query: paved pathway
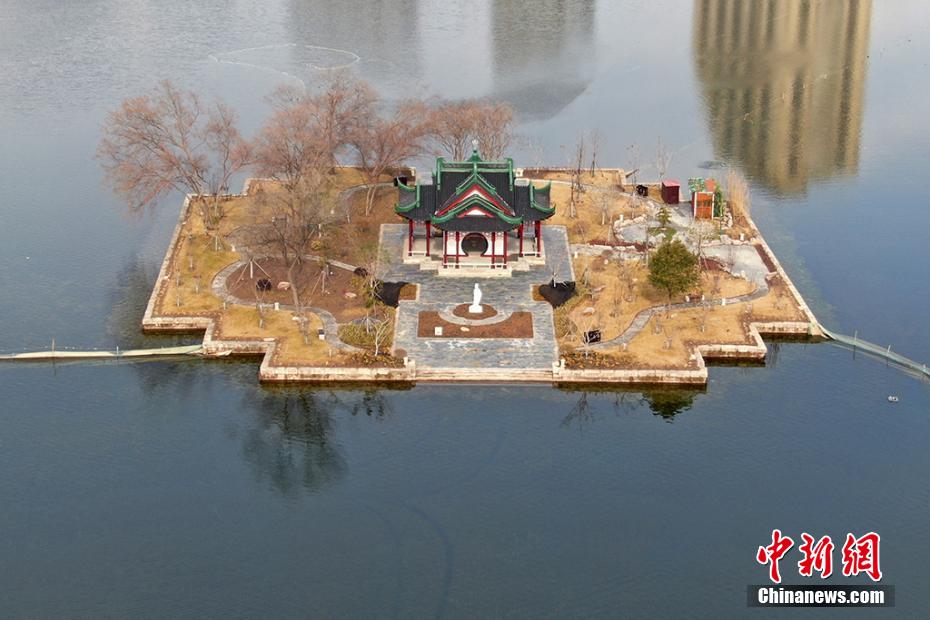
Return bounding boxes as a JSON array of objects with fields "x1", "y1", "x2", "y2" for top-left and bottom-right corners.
[
  {"x1": 383, "y1": 224, "x2": 573, "y2": 370},
  {"x1": 589, "y1": 281, "x2": 770, "y2": 350}
]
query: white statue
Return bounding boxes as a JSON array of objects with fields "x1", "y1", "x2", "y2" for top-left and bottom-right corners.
[{"x1": 469, "y1": 283, "x2": 483, "y2": 313}]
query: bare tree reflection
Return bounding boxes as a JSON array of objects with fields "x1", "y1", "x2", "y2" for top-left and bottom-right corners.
[
  {"x1": 560, "y1": 391, "x2": 593, "y2": 429},
  {"x1": 559, "y1": 386, "x2": 702, "y2": 427},
  {"x1": 241, "y1": 388, "x2": 347, "y2": 495},
  {"x1": 239, "y1": 385, "x2": 404, "y2": 496}
]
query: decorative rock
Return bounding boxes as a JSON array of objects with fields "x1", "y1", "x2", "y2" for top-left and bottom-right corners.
[
  {"x1": 277, "y1": 281, "x2": 291, "y2": 291},
  {"x1": 343, "y1": 291, "x2": 357, "y2": 299},
  {"x1": 460, "y1": 326, "x2": 470, "y2": 332},
  {"x1": 582, "y1": 307, "x2": 596, "y2": 315}
]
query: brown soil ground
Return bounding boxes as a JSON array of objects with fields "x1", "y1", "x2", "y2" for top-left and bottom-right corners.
[
  {"x1": 451, "y1": 303, "x2": 498, "y2": 319},
  {"x1": 418, "y1": 311, "x2": 533, "y2": 338},
  {"x1": 227, "y1": 258, "x2": 368, "y2": 323},
  {"x1": 398, "y1": 284, "x2": 418, "y2": 301}
]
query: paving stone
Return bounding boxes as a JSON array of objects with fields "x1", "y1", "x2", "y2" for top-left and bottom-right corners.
[{"x1": 383, "y1": 224, "x2": 570, "y2": 370}]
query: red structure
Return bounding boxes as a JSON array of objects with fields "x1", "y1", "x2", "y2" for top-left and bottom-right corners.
[
  {"x1": 661, "y1": 180, "x2": 680, "y2": 204},
  {"x1": 395, "y1": 149, "x2": 554, "y2": 268},
  {"x1": 692, "y1": 191, "x2": 715, "y2": 219}
]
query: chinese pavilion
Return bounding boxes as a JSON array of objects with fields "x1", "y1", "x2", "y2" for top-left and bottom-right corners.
[{"x1": 395, "y1": 149, "x2": 554, "y2": 269}]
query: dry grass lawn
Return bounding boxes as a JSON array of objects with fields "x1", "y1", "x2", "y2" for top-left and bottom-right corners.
[
  {"x1": 563, "y1": 256, "x2": 756, "y2": 345},
  {"x1": 559, "y1": 256, "x2": 808, "y2": 369},
  {"x1": 149, "y1": 168, "x2": 406, "y2": 367}
]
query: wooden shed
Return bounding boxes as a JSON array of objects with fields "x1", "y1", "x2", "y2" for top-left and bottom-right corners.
[
  {"x1": 692, "y1": 191, "x2": 715, "y2": 219},
  {"x1": 661, "y1": 180, "x2": 680, "y2": 204}
]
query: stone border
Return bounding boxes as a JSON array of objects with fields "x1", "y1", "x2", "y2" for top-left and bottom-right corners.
[
  {"x1": 141, "y1": 176, "x2": 822, "y2": 386},
  {"x1": 437, "y1": 305, "x2": 511, "y2": 326},
  {"x1": 141, "y1": 179, "x2": 413, "y2": 383},
  {"x1": 746, "y1": 213, "x2": 822, "y2": 335},
  {"x1": 553, "y1": 210, "x2": 822, "y2": 385},
  {"x1": 553, "y1": 319, "x2": 813, "y2": 385}
]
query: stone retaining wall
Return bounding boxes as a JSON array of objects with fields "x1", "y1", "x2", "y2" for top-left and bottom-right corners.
[{"x1": 140, "y1": 177, "x2": 822, "y2": 386}]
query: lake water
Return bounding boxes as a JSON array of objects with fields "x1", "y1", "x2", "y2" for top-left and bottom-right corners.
[{"x1": 1, "y1": 1, "x2": 929, "y2": 617}]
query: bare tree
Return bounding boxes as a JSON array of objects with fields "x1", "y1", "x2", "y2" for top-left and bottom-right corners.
[
  {"x1": 627, "y1": 142, "x2": 641, "y2": 185},
  {"x1": 307, "y1": 73, "x2": 377, "y2": 167},
  {"x1": 655, "y1": 136, "x2": 672, "y2": 182},
  {"x1": 588, "y1": 129, "x2": 601, "y2": 177},
  {"x1": 472, "y1": 101, "x2": 514, "y2": 160},
  {"x1": 242, "y1": 164, "x2": 337, "y2": 334},
  {"x1": 687, "y1": 220, "x2": 717, "y2": 267},
  {"x1": 98, "y1": 80, "x2": 251, "y2": 229},
  {"x1": 567, "y1": 133, "x2": 586, "y2": 219},
  {"x1": 254, "y1": 89, "x2": 327, "y2": 193},
  {"x1": 596, "y1": 192, "x2": 613, "y2": 227},
  {"x1": 429, "y1": 99, "x2": 515, "y2": 161},
  {"x1": 370, "y1": 308, "x2": 393, "y2": 357},
  {"x1": 352, "y1": 100, "x2": 431, "y2": 216},
  {"x1": 429, "y1": 100, "x2": 478, "y2": 160}
]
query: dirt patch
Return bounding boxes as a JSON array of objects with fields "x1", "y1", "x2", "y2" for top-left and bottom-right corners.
[
  {"x1": 700, "y1": 257, "x2": 726, "y2": 272},
  {"x1": 417, "y1": 311, "x2": 533, "y2": 338},
  {"x1": 226, "y1": 258, "x2": 367, "y2": 323},
  {"x1": 754, "y1": 244, "x2": 777, "y2": 273},
  {"x1": 451, "y1": 303, "x2": 498, "y2": 319},
  {"x1": 398, "y1": 283, "x2": 418, "y2": 301}
]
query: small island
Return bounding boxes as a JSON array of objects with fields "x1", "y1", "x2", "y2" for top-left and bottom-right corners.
[
  {"x1": 100, "y1": 78, "x2": 820, "y2": 385},
  {"x1": 141, "y1": 160, "x2": 820, "y2": 385}
]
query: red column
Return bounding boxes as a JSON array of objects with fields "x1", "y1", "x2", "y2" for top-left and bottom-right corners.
[
  {"x1": 503, "y1": 229, "x2": 508, "y2": 268},
  {"x1": 536, "y1": 221, "x2": 543, "y2": 256},
  {"x1": 425, "y1": 220, "x2": 431, "y2": 256},
  {"x1": 518, "y1": 223, "x2": 524, "y2": 256},
  {"x1": 442, "y1": 231, "x2": 448, "y2": 267},
  {"x1": 408, "y1": 220, "x2": 414, "y2": 256},
  {"x1": 491, "y1": 231, "x2": 496, "y2": 268},
  {"x1": 455, "y1": 230, "x2": 460, "y2": 268}
]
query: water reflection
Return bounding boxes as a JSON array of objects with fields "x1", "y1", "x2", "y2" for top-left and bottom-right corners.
[
  {"x1": 238, "y1": 386, "x2": 403, "y2": 496},
  {"x1": 285, "y1": 0, "x2": 420, "y2": 97},
  {"x1": 240, "y1": 387, "x2": 348, "y2": 495},
  {"x1": 279, "y1": 0, "x2": 595, "y2": 121},
  {"x1": 641, "y1": 389, "x2": 698, "y2": 421},
  {"x1": 106, "y1": 256, "x2": 174, "y2": 348},
  {"x1": 693, "y1": 0, "x2": 872, "y2": 194},
  {"x1": 560, "y1": 386, "x2": 702, "y2": 427},
  {"x1": 490, "y1": 0, "x2": 596, "y2": 121}
]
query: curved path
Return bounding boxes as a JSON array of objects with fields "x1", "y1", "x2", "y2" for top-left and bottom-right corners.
[
  {"x1": 211, "y1": 260, "x2": 360, "y2": 352},
  {"x1": 588, "y1": 282, "x2": 770, "y2": 350}
]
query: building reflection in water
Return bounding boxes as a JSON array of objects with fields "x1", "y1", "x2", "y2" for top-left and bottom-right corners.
[
  {"x1": 693, "y1": 0, "x2": 872, "y2": 194},
  {"x1": 489, "y1": 0, "x2": 596, "y2": 122},
  {"x1": 278, "y1": 0, "x2": 597, "y2": 122},
  {"x1": 285, "y1": 0, "x2": 421, "y2": 97}
]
